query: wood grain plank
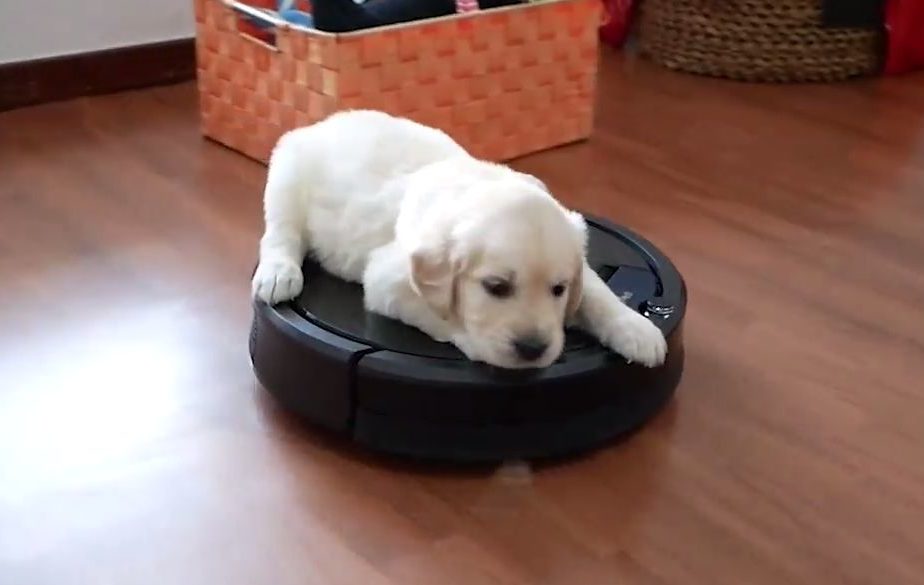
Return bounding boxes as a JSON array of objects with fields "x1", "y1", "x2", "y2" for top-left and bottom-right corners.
[{"x1": 1, "y1": 53, "x2": 923, "y2": 585}]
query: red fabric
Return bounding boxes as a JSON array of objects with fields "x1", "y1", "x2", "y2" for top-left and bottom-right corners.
[
  {"x1": 884, "y1": 0, "x2": 924, "y2": 74},
  {"x1": 598, "y1": 0, "x2": 634, "y2": 47},
  {"x1": 236, "y1": 0, "x2": 276, "y2": 42}
]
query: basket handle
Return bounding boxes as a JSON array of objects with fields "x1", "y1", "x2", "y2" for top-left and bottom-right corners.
[{"x1": 221, "y1": 0, "x2": 288, "y2": 51}]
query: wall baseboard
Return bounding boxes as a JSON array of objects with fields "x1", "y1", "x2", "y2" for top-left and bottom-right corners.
[{"x1": 0, "y1": 38, "x2": 197, "y2": 112}]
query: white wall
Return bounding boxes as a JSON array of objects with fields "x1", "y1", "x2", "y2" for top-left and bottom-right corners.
[{"x1": 0, "y1": 0, "x2": 195, "y2": 64}]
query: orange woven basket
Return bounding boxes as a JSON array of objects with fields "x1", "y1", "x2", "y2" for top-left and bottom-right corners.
[{"x1": 194, "y1": 0, "x2": 602, "y2": 163}]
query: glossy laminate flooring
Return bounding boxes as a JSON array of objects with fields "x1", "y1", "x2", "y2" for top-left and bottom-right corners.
[{"x1": 2, "y1": 54, "x2": 923, "y2": 584}]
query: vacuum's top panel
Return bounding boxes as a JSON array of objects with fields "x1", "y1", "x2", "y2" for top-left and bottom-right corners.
[{"x1": 289, "y1": 218, "x2": 681, "y2": 360}]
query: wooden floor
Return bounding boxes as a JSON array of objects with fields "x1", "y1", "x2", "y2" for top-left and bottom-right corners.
[{"x1": 2, "y1": 53, "x2": 924, "y2": 585}]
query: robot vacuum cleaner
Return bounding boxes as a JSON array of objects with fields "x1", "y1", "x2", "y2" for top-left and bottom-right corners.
[{"x1": 249, "y1": 215, "x2": 686, "y2": 462}]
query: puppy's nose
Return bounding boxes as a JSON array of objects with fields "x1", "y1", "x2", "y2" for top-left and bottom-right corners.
[{"x1": 513, "y1": 337, "x2": 549, "y2": 362}]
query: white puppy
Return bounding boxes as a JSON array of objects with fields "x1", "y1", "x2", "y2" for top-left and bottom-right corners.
[{"x1": 252, "y1": 110, "x2": 667, "y2": 370}]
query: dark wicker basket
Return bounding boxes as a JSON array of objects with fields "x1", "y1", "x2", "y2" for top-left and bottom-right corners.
[{"x1": 636, "y1": 0, "x2": 883, "y2": 82}]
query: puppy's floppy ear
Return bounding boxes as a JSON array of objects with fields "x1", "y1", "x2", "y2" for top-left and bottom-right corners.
[
  {"x1": 409, "y1": 236, "x2": 458, "y2": 321},
  {"x1": 565, "y1": 210, "x2": 588, "y2": 320},
  {"x1": 565, "y1": 258, "x2": 584, "y2": 319}
]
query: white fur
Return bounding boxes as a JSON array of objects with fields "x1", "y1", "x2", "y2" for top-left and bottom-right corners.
[{"x1": 252, "y1": 110, "x2": 667, "y2": 369}]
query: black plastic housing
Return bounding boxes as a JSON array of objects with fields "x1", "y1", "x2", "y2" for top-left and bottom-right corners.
[{"x1": 250, "y1": 216, "x2": 687, "y2": 462}]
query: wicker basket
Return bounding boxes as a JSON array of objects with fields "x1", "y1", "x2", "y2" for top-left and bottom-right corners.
[
  {"x1": 636, "y1": 0, "x2": 883, "y2": 82},
  {"x1": 194, "y1": 0, "x2": 601, "y2": 163}
]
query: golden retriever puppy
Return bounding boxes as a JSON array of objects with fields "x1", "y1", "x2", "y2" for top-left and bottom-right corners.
[{"x1": 252, "y1": 110, "x2": 666, "y2": 369}]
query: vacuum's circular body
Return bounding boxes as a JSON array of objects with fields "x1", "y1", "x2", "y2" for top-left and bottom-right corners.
[{"x1": 250, "y1": 216, "x2": 686, "y2": 462}]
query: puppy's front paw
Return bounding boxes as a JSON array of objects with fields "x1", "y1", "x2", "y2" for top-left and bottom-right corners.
[
  {"x1": 605, "y1": 312, "x2": 667, "y2": 368},
  {"x1": 252, "y1": 260, "x2": 304, "y2": 304}
]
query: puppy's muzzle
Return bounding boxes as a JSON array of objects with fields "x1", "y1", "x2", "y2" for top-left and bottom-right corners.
[{"x1": 513, "y1": 336, "x2": 549, "y2": 362}]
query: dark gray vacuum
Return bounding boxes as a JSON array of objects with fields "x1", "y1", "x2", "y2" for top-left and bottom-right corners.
[{"x1": 250, "y1": 215, "x2": 686, "y2": 462}]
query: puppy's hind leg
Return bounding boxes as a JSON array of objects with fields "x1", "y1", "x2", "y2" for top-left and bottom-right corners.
[
  {"x1": 252, "y1": 140, "x2": 309, "y2": 304},
  {"x1": 574, "y1": 261, "x2": 668, "y2": 368}
]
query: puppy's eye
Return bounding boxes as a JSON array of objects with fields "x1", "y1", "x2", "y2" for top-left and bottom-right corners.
[
  {"x1": 482, "y1": 278, "x2": 513, "y2": 299},
  {"x1": 551, "y1": 283, "x2": 567, "y2": 298}
]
